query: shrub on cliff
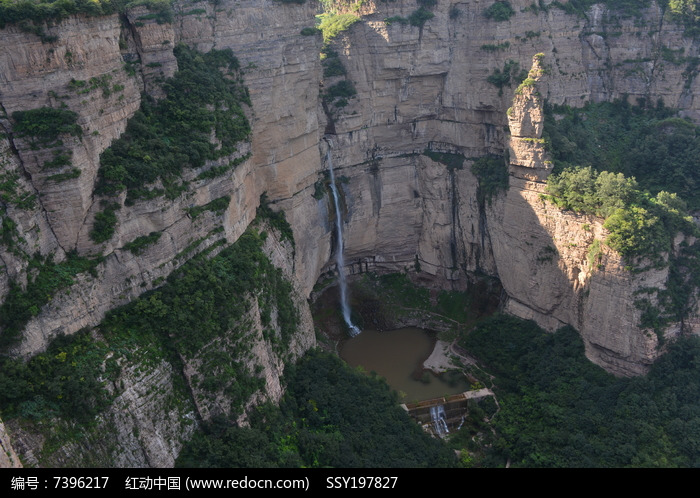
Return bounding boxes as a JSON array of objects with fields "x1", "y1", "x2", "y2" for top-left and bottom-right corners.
[
  {"x1": 484, "y1": 1, "x2": 515, "y2": 21},
  {"x1": 12, "y1": 107, "x2": 81, "y2": 149},
  {"x1": 471, "y1": 155, "x2": 509, "y2": 205},
  {"x1": 317, "y1": 12, "x2": 360, "y2": 42},
  {"x1": 408, "y1": 6, "x2": 434, "y2": 26},
  {"x1": 320, "y1": 45, "x2": 345, "y2": 76},
  {"x1": 300, "y1": 26, "x2": 319, "y2": 35},
  {"x1": 89, "y1": 205, "x2": 118, "y2": 243},
  {"x1": 487, "y1": 59, "x2": 528, "y2": 95}
]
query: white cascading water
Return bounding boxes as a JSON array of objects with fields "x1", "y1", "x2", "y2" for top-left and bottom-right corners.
[
  {"x1": 325, "y1": 143, "x2": 361, "y2": 336},
  {"x1": 430, "y1": 405, "x2": 449, "y2": 436}
]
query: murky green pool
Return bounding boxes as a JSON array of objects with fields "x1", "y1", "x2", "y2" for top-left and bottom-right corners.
[{"x1": 340, "y1": 327, "x2": 470, "y2": 403}]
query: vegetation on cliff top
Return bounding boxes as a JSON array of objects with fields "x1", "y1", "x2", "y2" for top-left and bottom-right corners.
[
  {"x1": 524, "y1": 0, "x2": 698, "y2": 37},
  {"x1": 2, "y1": 0, "x2": 696, "y2": 40},
  {"x1": 542, "y1": 100, "x2": 699, "y2": 263},
  {"x1": 317, "y1": 12, "x2": 360, "y2": 43},
  {"x1": 543, "y1": 166, "x2": 695, "y2": 263},
  {"x1": 544, "y1": 100, "x2": 700, "y2": 210},
  {"x1": 0, "y1": 0, "x2": 176, "y2": 31},
  {"x1": 316, "y1": 0, "x2": 368, "y2": 42},
  {"x1": 543, "y1": 100, "x2": 700, "y2": 337},
  {"x1": 95, "y1": 44, "x2": 250, "y2": 207},
  {"x1": 1, "y1": 0, "x2": 115, "y2": 28}
]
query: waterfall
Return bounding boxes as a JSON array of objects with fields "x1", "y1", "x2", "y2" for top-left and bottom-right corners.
[
  {"x1": 325, "y1": 143, "x2": 361, "y2": 336},
  {"x1": 430, "y1": 405, "x2": 449, "y2": 436},
  {"x1": 457, "y1": 415, "x2": 465, "y2": 431}
]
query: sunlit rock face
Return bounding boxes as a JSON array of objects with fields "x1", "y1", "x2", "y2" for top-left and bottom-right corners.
[
  {"x1": 2, "y1": 0, "x2": 698, "y2": 371},
  {"x1": 1, "y1": 0, "x2": 699, "y2": 468},
  {"x1": 319, "y1": 0, "x2": 699, "y2": 376}
]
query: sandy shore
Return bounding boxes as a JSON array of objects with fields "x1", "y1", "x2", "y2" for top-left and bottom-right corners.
[{"x1": 423, "y1": 339, "x2": 477, "y2": 373}]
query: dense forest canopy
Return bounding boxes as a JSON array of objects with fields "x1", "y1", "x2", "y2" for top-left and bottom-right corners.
[
  {"x1": 462, "y1": 314, "x2": 700, "y2": 467},
  {"x1": 544, "y1": 101, "x2": 700, "y2": 210},
  {"x1": 177, "y1": 350, "x2": 457, "y2": 468}
]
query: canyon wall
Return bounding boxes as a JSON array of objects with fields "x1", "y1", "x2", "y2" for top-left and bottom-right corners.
[
  {"x1": 319, "y1": 0, "x2": 699, "y2": 376},
  {"x1": 495, "y1": 54, "x2": 668, "y2": 375},
  {"x1": 0, "y1": 0, "x2": 324, "y2": 467},
  {"x1": 1, "y1": 0, "x2": 699, "y2": 466},
  {"x1": 0, "y1": 0, "x2": 327, "y2": 357}
]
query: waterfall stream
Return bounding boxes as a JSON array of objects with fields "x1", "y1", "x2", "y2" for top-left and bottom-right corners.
[
  {"x1": 430, "y1": 405, "x2": 449, "y2": 436},
  {"x1": 326, "y1": 143, "x2": 360, "y2": 336}
]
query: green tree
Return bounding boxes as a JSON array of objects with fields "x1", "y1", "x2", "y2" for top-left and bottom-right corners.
[
  {"x1": 604, "y1": 205, "x2": 667, "y2": 259},
  {"x1": 594, "y1": 170, "x2": 639, "y2": 217}
]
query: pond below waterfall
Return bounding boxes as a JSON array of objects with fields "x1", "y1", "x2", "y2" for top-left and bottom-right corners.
[{"x1": 339, "y1": 327, "x2": 470, "y2": 403}]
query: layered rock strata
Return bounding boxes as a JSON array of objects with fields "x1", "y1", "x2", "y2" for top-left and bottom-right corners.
[
  {"x1": 2, "y1": 0, "x2": 697, "y2": 375},
  {"x1": 0, "y1": 0, "x2": 322, "y2": 467},
  {"x1": 318, "y1": 0, "x2": 698, "y2": 376},
  {"x1": 493, "y1": 55, "x2": 663, "y2": 375},
  {"x1": 1, "y1": 0, "x2": 699, "y2": 467},
  {"x1": 0, "y1": 0, "x2": 326, "y2": 357}
]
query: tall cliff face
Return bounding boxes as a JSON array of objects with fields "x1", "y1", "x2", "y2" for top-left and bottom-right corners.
[
  {"x1": 493, "y1": 55, "x2": 667, "y2": 376},
  {"x1": 2, "y1": 0, "x2": 696, "y2": 380},
  {"x1": 318, "y1": 0, "x2": 699, "y2": 376},
  {"x1": 0, "y1": 0, "x2": 322, "y2": 467},
  {"x1": 0, "y1": 0, "x2": 326, "y2": 357},
  {"x1": 2, "y1": 221, "x2": 314, "y2": 468},
  {"x1": 1, "y1": 0, "x2": 699, "y2": 467}
]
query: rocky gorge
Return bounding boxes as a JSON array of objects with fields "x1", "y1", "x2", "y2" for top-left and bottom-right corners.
[{"x1": 0, "y1": 0, "x2": 699, "y2": 466}]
